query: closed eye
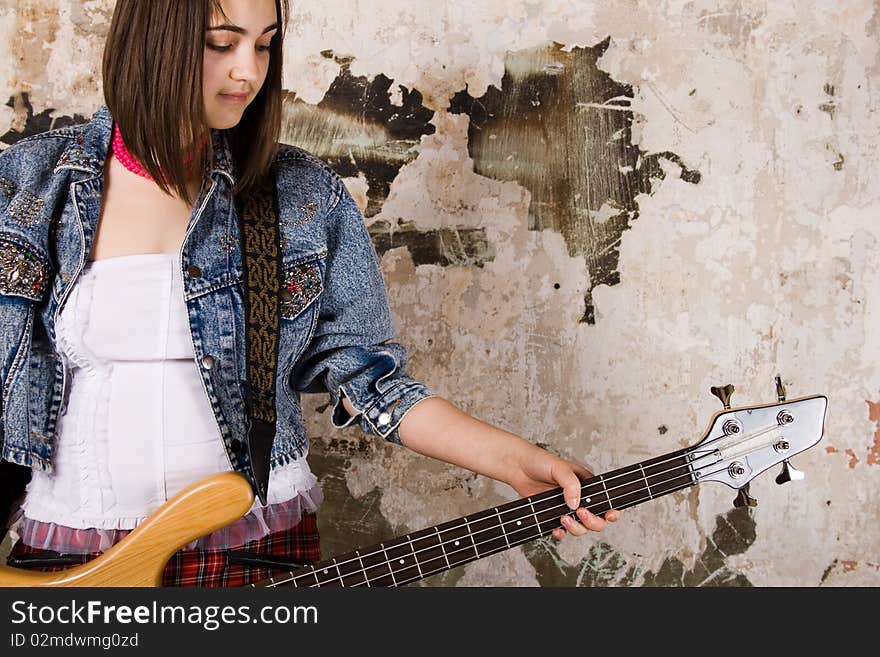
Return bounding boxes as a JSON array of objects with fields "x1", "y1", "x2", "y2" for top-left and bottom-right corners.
[{"x1": 207, "y1": 43, "x2": 271, "y2": 53}]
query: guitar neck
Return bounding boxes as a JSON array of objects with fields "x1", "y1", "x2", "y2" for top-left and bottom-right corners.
[{"x1": 254, "y1": 446, "x2": 696, "y2": 588}]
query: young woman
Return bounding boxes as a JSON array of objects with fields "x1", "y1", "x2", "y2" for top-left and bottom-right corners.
[{"x1": 0, "y1": 0, "x2": 619, "y2": 586}]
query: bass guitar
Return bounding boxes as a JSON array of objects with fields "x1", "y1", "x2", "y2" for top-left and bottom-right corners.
[{"x1": 0, "y1": 382, "x2": 827, "y2": 587}]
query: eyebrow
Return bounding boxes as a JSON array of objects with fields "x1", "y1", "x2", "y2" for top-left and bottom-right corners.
[{"x1": 207, "y1": 23, "x2": 279, "y2": 36}]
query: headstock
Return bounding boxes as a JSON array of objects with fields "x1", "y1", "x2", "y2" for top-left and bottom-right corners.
[{"x1": 690, "y1": 376, "x2": 827, "y2": 507}]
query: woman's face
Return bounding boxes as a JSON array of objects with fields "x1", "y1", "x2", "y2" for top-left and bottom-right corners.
[{"x1": 203, "y1": 0, "x2": 278, "y2": 130}]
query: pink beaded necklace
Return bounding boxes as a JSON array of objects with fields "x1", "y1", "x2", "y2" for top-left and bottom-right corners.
[{"x1": 111, "y1": 124, "x2": 207, "y2": 181}]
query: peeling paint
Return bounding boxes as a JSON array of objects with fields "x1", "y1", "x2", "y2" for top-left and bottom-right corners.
[
  {"x1": 449, "y1": 40, "x2": 700, "y2": 323},
  {"x1": 1, "y1": 93, "x2": 88, "y2": 147},
  {"x1": 820, "y1": 558, "x2": 880, "y2": 586},
  {"x1": 844, "y1": 449, "x2": 859, "y2": 469},
  {"x1": 826, "y1": 442, "x2": 859, "y2": 471},
  {"x1": 2, "y1": 0, "x2": 879, "y2": 587},
  {"x1": 308, "y1": 437, "x2": 463, "y2": 587},
  {"x1": 523, "y1": 537, "x2": 638, "y2": 587},
  {"x1": 522, "y1": 507, "x2": 754, "y2": 587},
  {"x1": 369, "y1": 219, "x2": 494, "y2": 267},
  {"x1": 866, "y1": 399, "x2": 880, "y2": 465},
  {"x1": 280, "y1": 53, "x2": 435, "y2": 218}
]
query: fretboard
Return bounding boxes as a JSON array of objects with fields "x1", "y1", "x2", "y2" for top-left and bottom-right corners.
[{"x1": 252, "y1": 446, "x2": 695, "y2": 588}]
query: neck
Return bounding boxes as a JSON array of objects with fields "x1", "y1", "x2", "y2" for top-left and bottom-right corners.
[
  {"x1": 252, "y1": 445, "x2": 697, "y2": 588},
  {"x1": 111, "y1": 125, "x2": 209, "y2": 183}
]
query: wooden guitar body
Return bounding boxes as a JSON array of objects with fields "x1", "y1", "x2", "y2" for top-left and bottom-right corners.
[
  {"x1": 0, "y1": 393, "x2": 827, "y2": 588},
  {"x1": 0, "y1": 472, "x2": 253, "y2": 586}
]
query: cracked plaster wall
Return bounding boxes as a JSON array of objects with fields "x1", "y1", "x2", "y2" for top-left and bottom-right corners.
[{"x1": 1, "y1": 0, "x2": 878, "y2": 586}]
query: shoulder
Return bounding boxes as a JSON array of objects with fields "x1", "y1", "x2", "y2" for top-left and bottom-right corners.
[
  {"x1": 0, "y1": 124, "x2": 83, "y2": 189},
  {"x1": 0, "y1": 124, "x2": 86, "y2": 272},
  {"x1": 273, "y1": 143, "x2": 347, "y2": 213},
  {"x1": 4, "y1": 123, "x2": 83, "y2": 150},
  {"x1": 0, "y1": 127, "x2": 82, "y2": 299}
]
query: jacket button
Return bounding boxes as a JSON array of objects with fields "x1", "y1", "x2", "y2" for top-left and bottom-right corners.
[
  {"x1": 377, "y1": 412, "x2": 391, "y2": 426},
  {"x1": 230, "y1": 438, "x2": 242, "y2": 453},
  {"x1": 187, "y1": 265, "x2": 202, "y2": 279},
  {"x1": 200, "y1": 354, "x2": 215, "y2": 370}
]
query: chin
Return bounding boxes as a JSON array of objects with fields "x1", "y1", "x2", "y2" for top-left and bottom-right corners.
[{"x1": 207, "y1": 115, "x2": 242, "y2": 130}]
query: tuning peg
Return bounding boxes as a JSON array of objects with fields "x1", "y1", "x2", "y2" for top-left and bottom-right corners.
[
  {"x1": 733, "y1": 483, "x2": 757, "y2": 508},
  {"x1": 710, "y1": 384, "x2": 735, "y2": 409},
  {"x1": 775, "y1": 375, "x2": 786, "y2": 402},
  {"x1": 775, "y1": 459, "x2": 804, "y2": 485}
]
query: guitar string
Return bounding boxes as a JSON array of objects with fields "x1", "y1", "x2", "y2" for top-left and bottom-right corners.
[
  {"x1": 388, "y1": 478, "x2": 701, "y2": 587},
  {"x1": 317, "y1": 470, "x2": 703, "y2": 588},
  {"x1": 346, "y1": 480, "x2": 693, "y2": 588},
  {"x1": 263, "y1": 446, "x2": 729, "y2": 588},
  {"x1": 261, "y1": 446, "x2": 728, "y2": 588},
  {"x1": 345, "y1": 460, "x2": 738, "y2": 589},
  {"x1": 277, "y1": 420, "x2": 786, "y2": 587},
  {"x1": 297, "y1": 470, "x2": 699, "y2": 589},
  {"x1": 262, "y1": 419, "x2": 785, "y2": 587},
  {"x1": 487, "y1": 420, "x2": 766, "y2": 510}
]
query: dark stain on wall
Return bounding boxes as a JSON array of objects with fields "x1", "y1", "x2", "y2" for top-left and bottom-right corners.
[
  {"x1": 308, "y1": 436, "x2": 464, "y2": 587},
  {"x1": 281, "y1": 52, "x2": 436, "y2": 218},
  {"x1": 448, "y1": 39, "x2": 701, "y2": 323},
  {"x1": 523, "y1": 507, "x2": 754, "y2": 587},
  {"x1": 1, "y1": 92, "x2": 487, "y2": 279},
  {"x1": 369, "y1": 219, "x2": 494, "y2": 267},
  {"x1": 1, "y1": 93, "x2": 89, "y2": 147},
  {"x1": 308, "y1": 437, "x2": 396, "y2": 562}
]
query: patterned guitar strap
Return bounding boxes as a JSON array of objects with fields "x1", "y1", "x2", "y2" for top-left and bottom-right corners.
[{"x1": 236, "y1": 169, "x2": 281, "y2": 506}]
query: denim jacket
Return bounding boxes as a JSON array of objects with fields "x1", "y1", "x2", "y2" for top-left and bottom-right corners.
[{"x1": 0, "y1": 105, "x2": 432, "y2": 478}]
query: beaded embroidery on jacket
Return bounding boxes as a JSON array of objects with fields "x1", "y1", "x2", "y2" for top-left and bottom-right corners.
[{"x1": 0, "y1": 105, "x2": 434, "y2": 475}]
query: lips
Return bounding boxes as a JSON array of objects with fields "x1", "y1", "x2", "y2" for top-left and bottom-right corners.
[{"x1": 219, "y1": 92, "x2": 249, "y2": 102}]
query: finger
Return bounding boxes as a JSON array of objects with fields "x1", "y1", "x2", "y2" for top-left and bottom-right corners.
[
  {"x1": 605, "y1": 509, "x2": 621, "y2": 522},
  {"x1": 576, "y1": 507, "x2": 607, "y2": 532},
  {"x1": 554, "y1": 465, "x2": 583, "y2": 511},
  {"x1": 551, "y1": 527, "x2": 565, "y2": 541},
  {"x1": 571, "y1": 462, "x2": 594, "y2": 480},
  {"x1": 561, "y1": 514, "x2": 588, "y2": 536}
]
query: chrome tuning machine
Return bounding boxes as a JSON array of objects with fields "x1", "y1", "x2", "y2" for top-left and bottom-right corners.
[
  {"x1": 776, "y1": 459, "x2": 805, "y2": 485},
  {"x1": 710, "y1": 384, "x2": 735, "y2": 409},
  {"x1": 733, "y1": 483, "x2": 757, "y2": 508},
  {"x1": 775, "y1": 375, "x2": 786, "y2": 402}
]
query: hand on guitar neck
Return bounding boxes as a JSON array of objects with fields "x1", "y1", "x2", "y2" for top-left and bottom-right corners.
[
  {"x1": 391, "y1": 396, "x2": 621, "y2": 539},
  {"x1": 0, "y1": 390, "x2": 826, "y2": 587}
]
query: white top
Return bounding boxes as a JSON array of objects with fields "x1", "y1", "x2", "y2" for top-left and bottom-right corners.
[{"x1": 18, "y1": 253, "x2": 321, "y2": 552}]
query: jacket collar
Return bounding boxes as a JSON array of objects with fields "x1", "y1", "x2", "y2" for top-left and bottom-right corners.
[{"x1": 54, "y1": 105, "x2": 237, "y2": 185}]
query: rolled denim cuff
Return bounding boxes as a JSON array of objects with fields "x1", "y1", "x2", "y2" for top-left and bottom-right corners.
[{"x1": 332, "y1": 379, "x2": 435, "y2": 445}]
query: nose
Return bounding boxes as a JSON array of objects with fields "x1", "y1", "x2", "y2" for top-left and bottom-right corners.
[{"x1": 230, "y1": 48, "x2": 260, "y2": 84}]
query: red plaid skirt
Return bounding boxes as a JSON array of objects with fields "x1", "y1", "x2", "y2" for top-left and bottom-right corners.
[{"x1": 6, "y1": 512, "x2": 321, "y2": 587}]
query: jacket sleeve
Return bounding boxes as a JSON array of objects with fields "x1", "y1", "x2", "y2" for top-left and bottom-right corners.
[{"x1": 290, "y1": 184, "x2": 434, "y2": 445}]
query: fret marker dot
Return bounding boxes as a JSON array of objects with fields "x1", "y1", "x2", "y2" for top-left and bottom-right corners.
[
  {"x1": 399, "y1": 559, "x2": 405, "y2": 564},
  {"x1": 323, "y1": 569, "x2": 328, "y2": 574},
  {"x1": 516, "y1": 521, "x2": 522, "y2": 526},
  {"x1": 454, "y1": 541, "x2": 460, "y2": 546},
  {"x1": 585, "y1": 498, "x2": 591, "y2": 503}
]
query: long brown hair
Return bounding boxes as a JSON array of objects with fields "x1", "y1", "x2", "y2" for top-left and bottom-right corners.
[{"x1": 102, "y1": 0, "x2": 290, "y2": 203}]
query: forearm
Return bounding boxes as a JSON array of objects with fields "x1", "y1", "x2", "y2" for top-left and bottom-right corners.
[
  {"x1": 394, "y1": 396, "x2": 540, "y2": 488},
  {"x1": 342, "y1": 395, "x2": 534, "y2": 484},
  {"x1": 342, "y1": 395, "x2": 619, "y2": 534}
]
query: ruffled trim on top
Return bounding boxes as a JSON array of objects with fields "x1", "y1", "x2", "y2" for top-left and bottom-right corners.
[{"x1": 12, "y1": 481, "x2": 323, "y2": 554}]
